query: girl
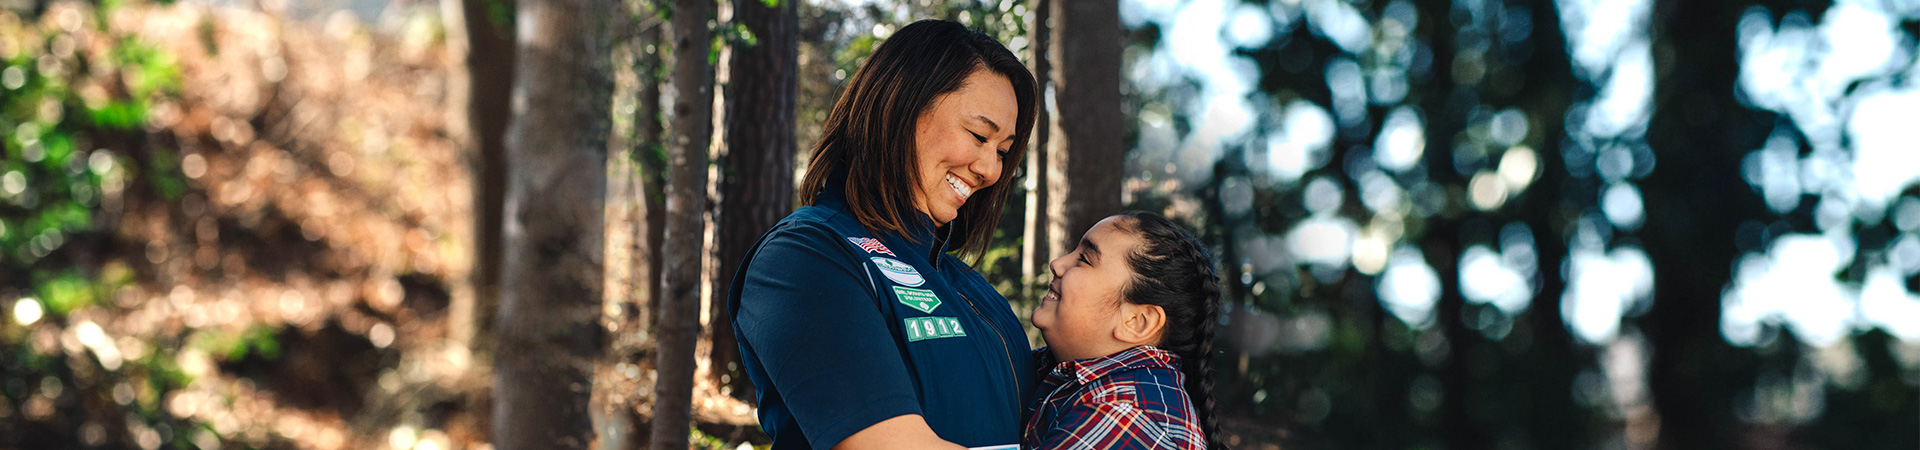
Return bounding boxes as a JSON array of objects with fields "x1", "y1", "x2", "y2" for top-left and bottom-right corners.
[{"x1": 1027, "y1": 211, "x2": 1226, "y2": 450}]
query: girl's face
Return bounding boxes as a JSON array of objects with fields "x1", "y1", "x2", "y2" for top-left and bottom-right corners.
[
  {"x1": 911, "y1": 68, "x2": 1017, "y2": 226},
  {"x1": 1033, "y1": 216, "x2": 1145, "y2": 361}
]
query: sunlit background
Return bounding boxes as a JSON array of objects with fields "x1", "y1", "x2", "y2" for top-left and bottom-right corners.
[
  {"x1": 1106, "y1": 0, "x2": 1920, "y2": 448},
  {"x1": 3, "y1": 0, "x2": 1918, "y2": 448}
]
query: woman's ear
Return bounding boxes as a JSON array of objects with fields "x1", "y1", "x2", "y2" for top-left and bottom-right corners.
[{"x1": 1113, "y1": 304, "x2": 1167, "y2": 346}]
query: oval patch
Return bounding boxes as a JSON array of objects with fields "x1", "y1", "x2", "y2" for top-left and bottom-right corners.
[{"x1": 871, "y1": 257, "x2": 925, "y2": 287}]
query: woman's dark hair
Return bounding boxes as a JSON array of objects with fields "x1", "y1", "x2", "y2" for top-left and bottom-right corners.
[
  {"x1": 1113, "y1": 211, "x2": 1227, "y2": 450},
  {"x1": 798, "y1": 19, "x2": 1036, "y2": 260}
]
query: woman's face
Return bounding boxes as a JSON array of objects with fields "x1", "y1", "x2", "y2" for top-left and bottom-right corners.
[
  {"x1": 911, "y1": 68, "x2": 1017, "y2": 226},
  {"x1": 1033, "y1": 216, "x2": 1144, "y2": 361}
]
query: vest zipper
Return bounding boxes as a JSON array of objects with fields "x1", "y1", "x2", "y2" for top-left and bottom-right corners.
[{"x1": 954, "y1": 289, "x2": 1019, "y2": 410}]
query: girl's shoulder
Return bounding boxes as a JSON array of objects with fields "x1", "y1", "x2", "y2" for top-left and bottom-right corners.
[{"x1": 1078, "y1": 364, "x2": 1187, "y2": 403}]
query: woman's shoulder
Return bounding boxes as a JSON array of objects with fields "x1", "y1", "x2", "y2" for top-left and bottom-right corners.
[
  {"x1": 751, "y1": 205, "x2": 887, "y2": 265},
  {"x1": 778, "y1": 202, "x2": 848, "y2": 228},
  {"x1": 735, "y1": 208, "x2": 876, "y2": 295},
  {"x1": 763, "y1": 204, "x2": 856, "y2": 241}
]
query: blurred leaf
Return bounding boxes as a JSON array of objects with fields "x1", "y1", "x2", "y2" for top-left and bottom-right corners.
[
  {"x1": 88, "y1": 101, "x2": 147, "y2": 129},
  {"x1": 147, "y1": 148, "x2": 184, "y2": 200},
  {"x1": 35, "y1": 270, "x2": 97, "y2": 315}
]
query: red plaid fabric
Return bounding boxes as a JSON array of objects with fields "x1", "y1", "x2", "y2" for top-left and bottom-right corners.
[
  {"x1": 1023, "y1": 346, "x2": 1206, "y2": 450},
  {"x1": 845, "y1": 236, "x2": 896, "y2": 257}
]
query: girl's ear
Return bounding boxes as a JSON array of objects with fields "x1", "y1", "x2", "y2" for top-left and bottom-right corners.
[{"x1": 1113, "y1": 303, "x2": 1167, "y2": 346}]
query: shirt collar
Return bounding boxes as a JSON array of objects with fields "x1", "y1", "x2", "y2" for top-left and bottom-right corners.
[{"x1": 1047, "y1": 346, "x2": 1182, "y2": 386}]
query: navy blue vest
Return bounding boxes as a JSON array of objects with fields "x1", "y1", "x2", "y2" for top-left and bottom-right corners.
[{"x1": 728, "y1": 191, "x2": 1033, "y2": 449}]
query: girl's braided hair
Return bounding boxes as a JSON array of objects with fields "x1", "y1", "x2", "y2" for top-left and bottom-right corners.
[{"x1": 1112, "y1": 211, "x2": 1227, "y2": 450}]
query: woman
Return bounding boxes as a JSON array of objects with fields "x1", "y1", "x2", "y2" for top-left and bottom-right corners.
[{"x1": 725, "y1": 20, "x2": 1037, "y2": 450}]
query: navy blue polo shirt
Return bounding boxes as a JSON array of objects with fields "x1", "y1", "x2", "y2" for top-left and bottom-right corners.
[{"x1": 728, "y1": 191, "x2": 1034, "y2": 449}]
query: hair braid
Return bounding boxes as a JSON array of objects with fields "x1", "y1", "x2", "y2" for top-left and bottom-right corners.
[
  {"x1": 1115, "y1": 211, "x2": 1228, "y2": 450},
  {"x1": 1186, "y1": 238, "x2": 1226, "y2": 450}
]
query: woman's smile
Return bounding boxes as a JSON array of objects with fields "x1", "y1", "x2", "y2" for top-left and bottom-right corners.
[{"x1": 946, "y1": 173, "x2": 976, "y2": 202}]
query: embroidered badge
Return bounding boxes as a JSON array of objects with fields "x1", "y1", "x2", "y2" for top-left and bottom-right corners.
[
  {"x1": 846, "y1": 237, "x2": 897, "y2": 257},
  {"x1": 903, "y1": 316, "x2": 966, "y2": 342},
  {"x1": 871, "y1": 257, "x2": 926, "y2": 287},
  {"x1": 892, "y1": 286, "x2": 942, "y2": 313}
]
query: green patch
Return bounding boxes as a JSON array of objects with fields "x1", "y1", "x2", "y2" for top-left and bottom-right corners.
[
  {"x1": 36, "y1": 270, "x2": 99, "y2": 315},
  {"x1": 892, "y1": 286, "x2": 941, "y2": 313},
  {"x1": 903, "y1": 317, "x2": 966, "y2": 342},
  {"x1": 190, "y1": 325, "x2": 282, "y2": 362}
]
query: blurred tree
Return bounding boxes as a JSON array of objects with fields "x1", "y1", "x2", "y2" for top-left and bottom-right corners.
[
  {"x1": 1401, "y1": 2, "x2": 1485, "y2": 447},
  {"x1": 1022, "y1": 0, "x2": 1051, "y2": 300},
  {"x1": 1507, "y1": 3, "x2": 1595, "y2": 447},
  {"x1": 593, "y1": 2, "x2": 668, "y2": 447},
  {"x1": 649, "y1": 0, "x2": 714, "y2": 448},
  {"x1": 1045, "y1": 0, "x2": 1123, "y2": 259},
  {"x1": 441, "y1": 0, "x2": 518, "y2": 440},
  {"x1": 1644, "y1": 0, "x2": 1773, "y2": 448},
  {"x1": 710, "y1": 0, "x2": 799, "y2": 403},
  {"x1": 491, "y1": 0, "x2": 617, "y2": 448},
  {"x1": 443, "y1": 0, "x2": 516, "y2": 359},
  {"x1": 634, "y1": 10, "x2": 666, "y2": 331}
]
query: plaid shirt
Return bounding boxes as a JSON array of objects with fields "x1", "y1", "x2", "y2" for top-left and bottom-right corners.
[{"x1": 1023, "y1": 346, "x2": 1206, "y2": 450}]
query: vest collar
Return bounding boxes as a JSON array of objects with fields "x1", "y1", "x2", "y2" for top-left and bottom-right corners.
[{"x1": 814, "y1": 187, "x2": 955, "y2": 268}]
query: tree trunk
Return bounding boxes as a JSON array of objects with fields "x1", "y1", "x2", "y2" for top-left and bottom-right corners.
[
  {"x1": 445, "y1": 0, "x2": 515, "y2": 365},
  {"x1": 1045, "y1": 0, "x2": 1123, "y2": 256},
  {"x1": 1511, "y1": 2, "x2": 1596, "y2": 446},
  {"x1": 1644, "y1": 0, "x2": 1770, "y2": 448},
  {"x1": 710, "y1": 0, "x2": 797, "y2": 402},
  {"x1": 637, "y1": 20, "x2": 667, "y2": 332},
  {"x1": 440, "y1": 0, "x2": 514, "y2": 441},
  {"x1": 491, "y1": 0, "x2": 615, "y2": 448},
  {"x1": 1021, "y1": 0, "x2": 1051, "y2": 300},
  {"x1": 592, "y1": 7, "x2": 667, "y2": 448},
  {"x1": 1406, "y1": 0, "x2": 1483, "y2": 444},
  {"x1": 1428, "y1": 230, "x2": 1490, "y2": 450},
  {"x1": 650, "y1": 0, "x2": 714, "y2": 447}
]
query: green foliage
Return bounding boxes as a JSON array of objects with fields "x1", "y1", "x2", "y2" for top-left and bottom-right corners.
[
  {"x1": 146, "y1": 147, "x2": 184, "y2": 200},
  {"x1": 90, "y1": 35, "x2": 179, "y2": 129},
  {"x1": 0, "y1": 7, "x2": 214, "y2": 447},
  {"x1": 689, "y1": 426, "x2": 763, "y2": 450},
  {"x1": 836, "y1": 34, "x2": 877, "y2": 74},
  {"x1": 190, "y1": 325, "x2": 283, "y2": 362},
  {"x1": 719, "y1": 21, "x2": 758, "y2": 48},
  {"x1": 1, "y1": 4, "x2": 182, "y2": 268},
  {"x1": 485, "y1": 0, "x2": 515, "y2": 31},
  {"x1": 33, "y1": 269, "x2": 98, "y2": 314},
  {"x1": 976, "y1": 226, "x2": 1024, "y2": 296},
  {"x1": 142, "y1": 336, "x2": 195, "y2": 387}
]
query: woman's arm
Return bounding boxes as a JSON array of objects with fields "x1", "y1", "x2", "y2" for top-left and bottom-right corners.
[
  {"x1": 832, "y1": 415, "x2": 966, "y2": 450},
  {"x1": 735, "y1": 224, "x2": 944, "y2": 448}
]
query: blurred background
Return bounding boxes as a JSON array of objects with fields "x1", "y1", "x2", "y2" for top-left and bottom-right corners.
[{"x1": 1, "y1": 0, "x2": 1917, "y2": 449}]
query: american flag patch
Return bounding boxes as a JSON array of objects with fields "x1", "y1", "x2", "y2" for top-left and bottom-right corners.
[{"x1": 847, "y1": 237, "x2": 896, "y2": 257}]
